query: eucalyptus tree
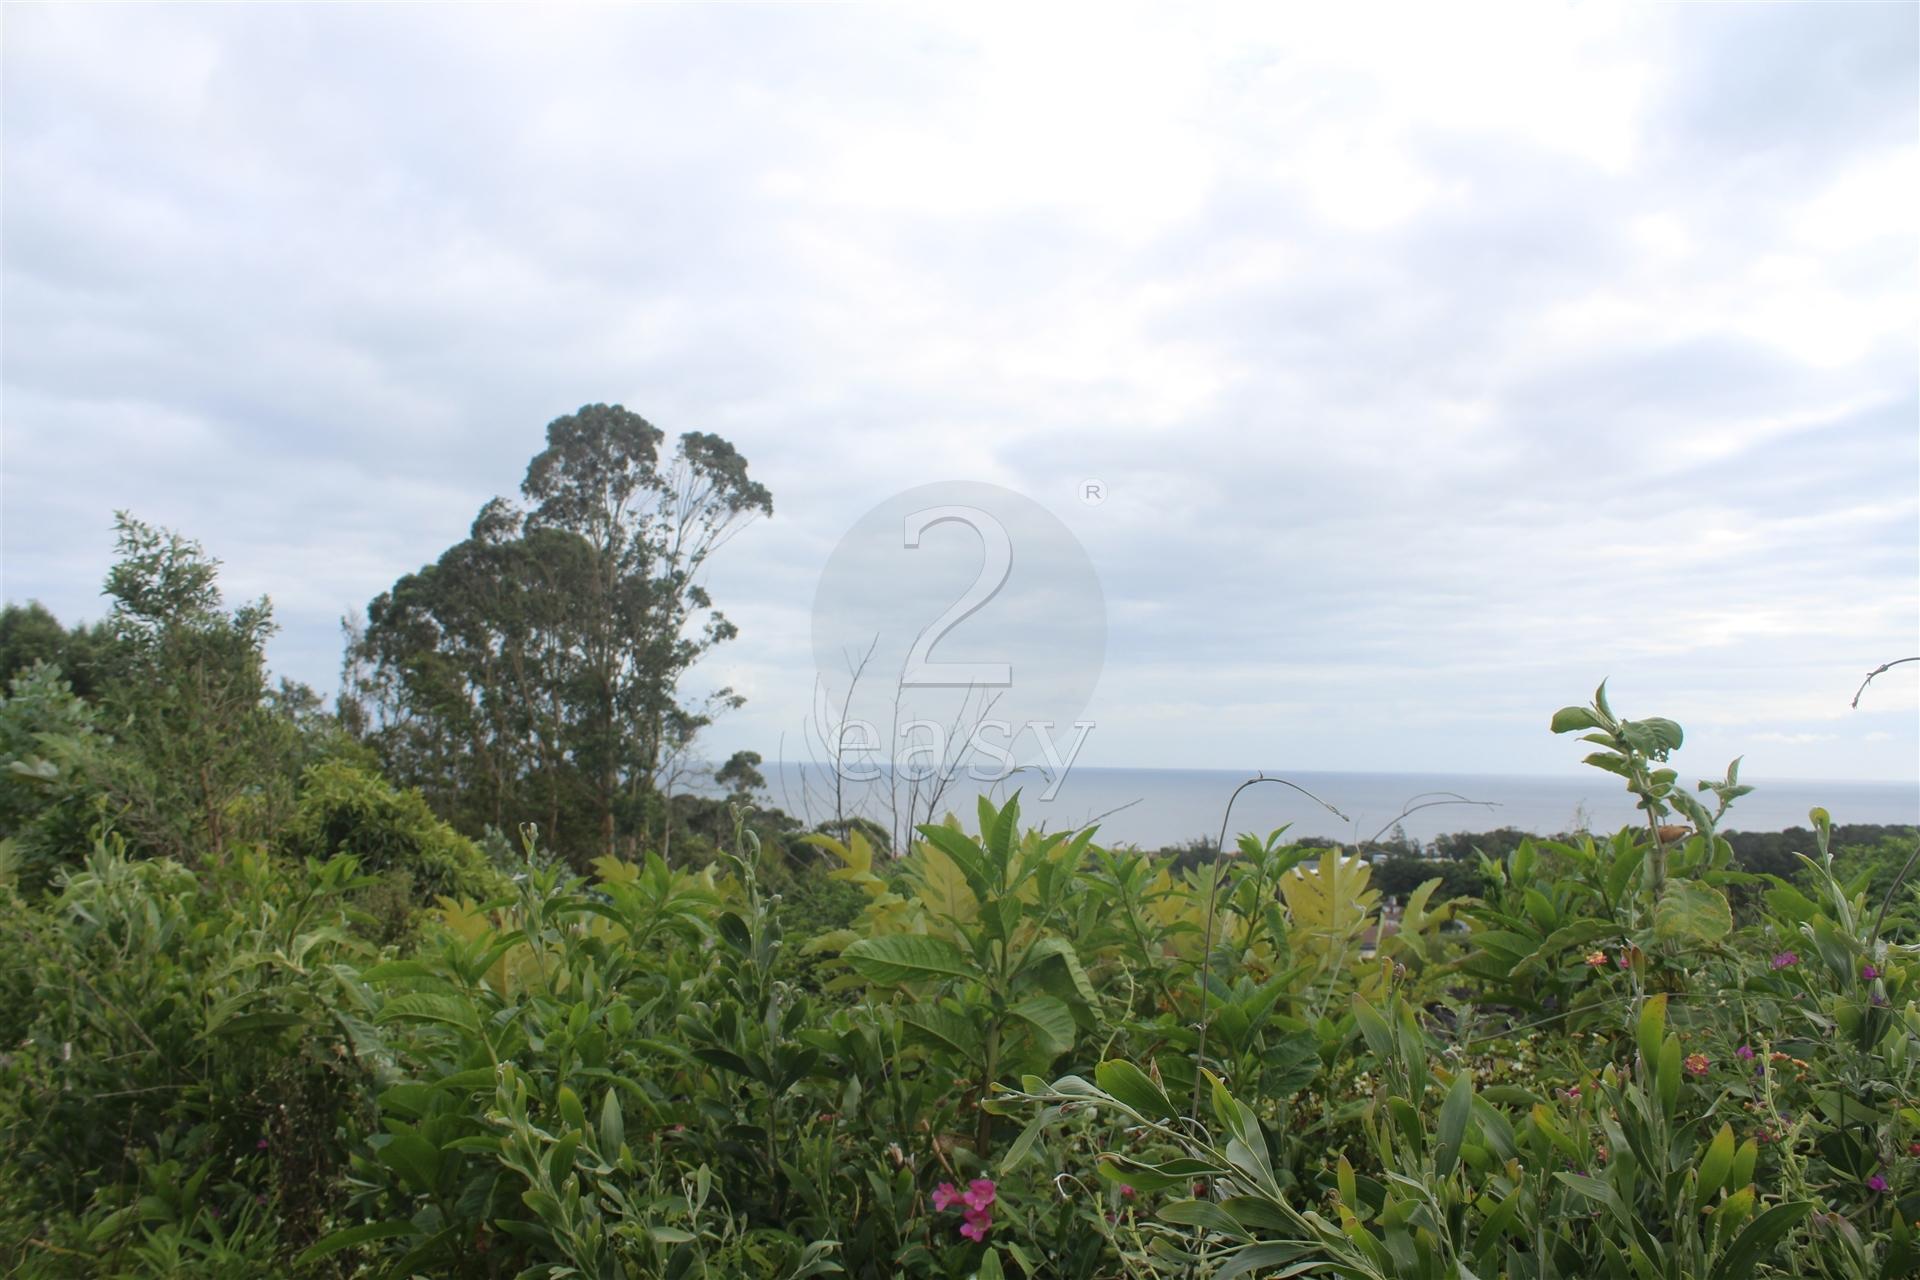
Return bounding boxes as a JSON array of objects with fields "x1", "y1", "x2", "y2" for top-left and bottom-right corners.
[{"x1": 351, "y1": 405, "x2": 771, "y2": 862}]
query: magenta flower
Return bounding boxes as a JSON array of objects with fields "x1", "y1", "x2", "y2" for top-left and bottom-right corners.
[
  {"x1": 931, "y1": 1182, "x2": 961, "y2": 1212},
  {"x1": 959, "y1": 1206, "x2": 993, "y2": 1241},
  {"x1": 1735, "y1": 1045, "x2": 1755, "y2": 1061},
  {"x1": 1862, "y1": 964, "x2": 1880, "y2": 981},
  {"x1": 962, "y1": 1178, "x2": 997, "y2": 1212},
  {"x1": 256, "y1": 1138, "x2": 269, "y2": 1150},
  {"x1": 1867, "y1": 1174, "x2": 1888, "y2": 1193},
  {"x1": 1119, "y1": 1183, "x2": 1137, "y2": 1199},
  {"x1": 1771, "y1": 952, "x2": 1798, "y2": 970}
]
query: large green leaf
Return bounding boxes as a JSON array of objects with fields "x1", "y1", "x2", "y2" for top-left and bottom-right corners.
[
  {"x1": 897, "y1": 1004, "x2": 982, "y2": 1059},
  {"x1": 1551, "y1": 706, "x2": 1603, "y2": 733},
  {"x1": 1022, "y1": 935, "x2": 1099, "y2": 1008},
  {"x1": 1007, "y1": 995, "x2": 1075, "y2": 1056},
  {"x1": 376, "y1": 1130, "x2": 442, "y2": 1195},
  {"x1": 1095, "y1": 1059, "x2": 1178, "y2": 1124},
  {"x1": 842, "y1": 934, "x2": 974, "y2": 984},
  {"x1": 1708, "y1": 1202, "x2": 1813, "y2": 1280},
  {"x1": 296, "y1": 1219, "x2": 418, "y2": 1265},
  {"x1": 373, "y1": 992, "x2": 481, "y2": 1036},
  {"x1": 1654, "y1": 880, "x2": 1732, "y2": 945},
  {"x1": 1434, "y1": 1070, "x2": 1473, "y2": 1178}
]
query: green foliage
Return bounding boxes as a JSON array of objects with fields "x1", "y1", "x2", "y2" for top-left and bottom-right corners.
[
  {"x1": 347, "y1": 406, "x2": 774, "y2": 866},
  {"x1": 0, "y1": 844, "x2": 380, "y2": 1275},
  {"x1": 282, "y1": 760, "x2": 503, "y2": 908},
  {"x1": 0, "y1": 662, "x2": 108, "y2": 893},
  {"x1": 0, "y1": 601, "x2": 113, "y2": 700},
  {"x1": 1, "y1": 685, "x2": 1915, "y2": 1278},
  {"x1": 96, "y1": 513, "x2": 299, "y2": 862}
]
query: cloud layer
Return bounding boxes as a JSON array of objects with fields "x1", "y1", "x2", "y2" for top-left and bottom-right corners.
[{"x1": 3, "y1": 2, "x2": 1916, "y2": 783}]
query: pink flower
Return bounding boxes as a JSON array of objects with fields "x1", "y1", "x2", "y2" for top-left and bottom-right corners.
[
  {"x1": 1867, "y1": 1174, "x2": 1889, "y2": 1193},
  {"x1": 1771, "y1": 952, "x2": 1798, "y2": 970},
  {"x1": 1615, "y1": 952, "x2": 1631, "y2": 969},
  {"x1": 1684, "y1": 1053, "x2": 1710, "y2": 1077},
  {"x1": 931, "y1": 1182, "x2": 961, "y2": 1212},
  {"x1": 962, "y1": 1178, "x2": 997, "y2": 1212},
  {"x1": 1119, "y1": 1184, "x2": 1137, "y2": 1199},
  {"x1": 959, "y1": 1206, "x2": 993, "y2": 1241},
  {"x1": 1862, "y1": 964, "x2": 1881, "y2": 981},
  {"x1": 1735, "y1": 1045, "x2": 1755, "y2": 1061}
]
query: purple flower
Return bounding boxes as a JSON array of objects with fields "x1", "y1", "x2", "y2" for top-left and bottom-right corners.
[
  {"x1": 256, "y1": 1138, "x2": 269, "y2": 1150},
  {"x1": 1771, "y1": 952, "x2": 1798, "y2": 970},
  {"x1": 1735, "y1": 1045, "x2": 1755, "y2": 1061},
  {"x1": 1867, "y1": 1174, "x2": 1889, "y2": 1193},
  {"x1": 1861, "y1": 964, "x2": 1880, "y2": 981}
]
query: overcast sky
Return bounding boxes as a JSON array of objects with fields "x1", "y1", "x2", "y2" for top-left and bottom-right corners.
[{"x1": 3, "y1": 2, "x2": 1916, "y2": 785}]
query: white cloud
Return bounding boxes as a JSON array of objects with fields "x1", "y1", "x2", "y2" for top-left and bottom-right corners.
[{"x1": 2, "y1": 1, "x2": 1915, "y2": 785}]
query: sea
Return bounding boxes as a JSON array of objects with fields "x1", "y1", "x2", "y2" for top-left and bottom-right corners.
[{"x1": 761, "y1": 762, "x2": 1920, "y2": 850}]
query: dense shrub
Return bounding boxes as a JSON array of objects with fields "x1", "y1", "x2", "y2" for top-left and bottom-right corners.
[
  {"x1": 0, "y1": 846, "x2": 380, "y2": 1277},
  {"x1": 0, "y1": 687, "x2": 1914, "y2": 1278},
  {"x1": 282, "y1": 760, "x2": 503, "y2": 906},
  {"x1": 0, "y1": 663, "x2": 108, "y2": 894}
]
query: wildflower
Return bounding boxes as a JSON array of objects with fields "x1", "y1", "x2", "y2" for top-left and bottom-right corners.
[
  {"x1": 1615, "y1": 952, "x2": 1632, "y2": 969},
  {"x1": 931, "y1": 1183, "x2": 961, "y2": 1212},
  {"x1": 1867, "y1": 1174, "x2": 1888, "y2": 1193},
  {"x1": 1735, "y1": 1045, "x2": 1755, "y2": 1061},
  {"x1": 1684, "y1": 1053, "x2": 1710, "y2": 1077},
  {"x1": 1585, "y1": 951, "x2": 1607, "y2": 968},
  {"x1": 1862, "y1": 964, "x2": 1881, "y2": 981},
  {"x1": 959, "y1": 1205, "x2": 993, "y2": 1241},
  {"x1": 1908, "y1": 1141, "x2": 1920, "y2": 1158},
  {"x1": 1119, "y1": 1184, "x2": 1137, "y2": 1199},
  {"x1": 1771, "y1": 952, "x2": 1798, "y2": 970},
  {"x1": 257, "y1": 1138, "x2": 270, "y2": 1150},
  {"x1": 963, "y1": 1179, "x2": 997, "y2": 1212}
]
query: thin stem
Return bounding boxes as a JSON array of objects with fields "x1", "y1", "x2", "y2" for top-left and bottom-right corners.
[
  {"x1": 1867, "y1": 838, "x2": 1920, "y2": 953},
  {"x1": 1191, "y1": 775, "x2": 1347, "y2": 1125}
]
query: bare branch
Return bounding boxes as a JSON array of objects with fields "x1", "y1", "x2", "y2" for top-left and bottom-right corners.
[{"x1": 1851, "y1": 656, "x2": 1919, "y2": 709}]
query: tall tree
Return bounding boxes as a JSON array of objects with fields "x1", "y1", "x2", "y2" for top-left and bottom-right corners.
[
  {"x1": 98, "y1": 513, "x2": 289, "y2": 860},
  {"x1": 350, "y1": 405, "x2": 771, "y2": 863}
]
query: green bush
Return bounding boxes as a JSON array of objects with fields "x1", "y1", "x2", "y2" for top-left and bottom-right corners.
[
  {"x1": 0, "y1": 845, "x2": 380, "y2": 1276},
  {"x1": 0, "y1": 663, "x2": 110, "y2": 894},
  {"x1": 1, "y1": 687, "x2": 1915, "y2": 1278},
  {"x1": 282, "y1": 760, "x2": 502, "y2": 905}
]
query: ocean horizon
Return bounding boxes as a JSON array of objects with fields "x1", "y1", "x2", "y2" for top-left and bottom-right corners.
[{"x1": 761, "y1": 761, "x2": 1920, "y2": 849}]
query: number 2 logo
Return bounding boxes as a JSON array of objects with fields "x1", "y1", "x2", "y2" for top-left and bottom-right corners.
[{"x1": 900, "y1": 505, "x2": 1013, "y2": 688}]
